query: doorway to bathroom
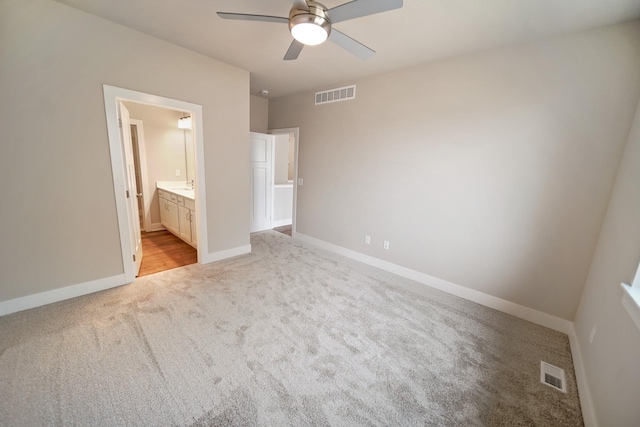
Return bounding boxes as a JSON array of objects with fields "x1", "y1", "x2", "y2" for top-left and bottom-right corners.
[
  {"x1": 103, "y1": 85, "x2": 208, "y2": 284},
  {"x1": 124, "y1": 101, "x2": 198, "y2": 277}
]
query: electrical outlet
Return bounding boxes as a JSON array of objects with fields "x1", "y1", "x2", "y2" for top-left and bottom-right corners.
[
  {"x1": 365, "y1": 235, "x2": 371, "y2": 245},
  {"x1": 298, "y1": 178, "x2": 303, "y2": 186},
  {"x1": 383, "y1": 240, "x2": 390, "y2": 250},
  {"x1": 589, "y1": 324, "x2": 597, "y2": 344},
  {"x1": 175, "y1": 169, "x2": 181, "y2": 177}
]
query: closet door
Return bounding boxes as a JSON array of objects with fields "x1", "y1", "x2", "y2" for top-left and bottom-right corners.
[{"x1": 250, "y1": 132, "x2": 274, "y2": 232}]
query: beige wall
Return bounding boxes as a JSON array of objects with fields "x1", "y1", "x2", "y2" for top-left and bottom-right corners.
[
  {"x1": 123, "y1": 102, "x2": 190, "y2": 226},
  {"x1": 250, "y1": 95, "x2": 269, "y2": 133},
  {"x1": 274, "y1": 134, "x2": 290, "y2": 184},
  {"x1": 0, "y1": 0, "x2": 249, "y2": 302},
  {"x1": 573, "y1": 99, "x2": 640, "y2": 426},
  {"x1": 269, "y1": 21, "x2": 640, "y2": 320},
  {"x1": 288, "y1": 134, "x2": 295, "y2": 181}
]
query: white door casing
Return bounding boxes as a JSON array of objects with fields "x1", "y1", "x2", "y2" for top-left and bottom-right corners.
[
  {"x1": 118, "y1": 102, "x2": 143, "y2": 276},
  {"x1": 250, "y1": 132, "x2": 274, "y2": 233},
  {"x1": 103, "y1": 85, "x2": 207, "y2": 284}
]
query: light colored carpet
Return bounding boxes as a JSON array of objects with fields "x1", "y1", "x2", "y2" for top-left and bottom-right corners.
[{"x1": 0, "y1": 231, "x2": 583, "y2": 426}]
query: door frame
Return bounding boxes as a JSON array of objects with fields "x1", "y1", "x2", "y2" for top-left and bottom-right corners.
[
  {"x1": 269, "y1": 127, "x2": 299, "y2": 237},
  {"x1": 103, "y1": 85, "x2": 208, "y2": 283}
]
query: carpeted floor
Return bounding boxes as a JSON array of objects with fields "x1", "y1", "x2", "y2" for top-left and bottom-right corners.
[{"x1": 0, "y1": 231, "x2": 583, "y2": 426}]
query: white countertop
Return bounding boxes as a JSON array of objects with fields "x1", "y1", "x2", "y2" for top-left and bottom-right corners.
[{"x1": 157, "y1": 181, "x2": 195, "y2": 200}]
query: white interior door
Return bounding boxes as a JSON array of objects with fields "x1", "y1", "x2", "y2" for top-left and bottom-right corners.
[
  {"x1": 119, "y1": 102, "x2": 143, "y2": 275},
  {"x1": 250, "y1": 132, "x2": 273, "y2": 232}
]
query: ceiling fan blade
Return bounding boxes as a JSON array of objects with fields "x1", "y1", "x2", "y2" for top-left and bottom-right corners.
[
  {"x1": 328, "y1": 29, "x2": 375, "y2": 59},
  {"x1": 284, "y1": 40, "x2": 305, "y2": 60},
  {"x1": 216, "y1": 12, "x2": 288, "y2": 24},
  {"x1": 328, "y1": 0, "x2": 403, "y2": 24},
  {"x1": 291, "y1": 0, "x2": 309, "y2": 11}
]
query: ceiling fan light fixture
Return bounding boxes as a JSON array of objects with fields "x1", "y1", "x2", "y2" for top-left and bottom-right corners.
[
  {"x1": 218, "y1": 0, "x2": 403, "y2": 60},
  {"x1": 289, "y1": 1, "x2": 331, "y2": 46},
  {"x1": 291, "y1": 22, "x2": 328, "y2": 45}
]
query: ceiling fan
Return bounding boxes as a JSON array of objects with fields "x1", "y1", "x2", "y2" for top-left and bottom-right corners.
[{"x1": 217, "y1": 0, "x2": 403, "y2": 60}]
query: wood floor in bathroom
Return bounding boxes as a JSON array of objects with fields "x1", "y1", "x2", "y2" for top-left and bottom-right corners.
[{"x1": 138, "y1": 231, "x2": 197, "y2": 277}]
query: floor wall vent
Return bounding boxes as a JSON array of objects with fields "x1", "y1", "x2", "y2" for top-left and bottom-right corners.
[
  {"x1": 540, "y1": 361, "x2": 567, "y2": 393},
  {"x1": 315, "y1": 85, "x2": 356, "y2": 105}
]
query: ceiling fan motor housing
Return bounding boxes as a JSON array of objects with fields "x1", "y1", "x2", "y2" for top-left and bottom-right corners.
[{"x1": 289, "y1": 1, "x2": 332, "y2": 44}]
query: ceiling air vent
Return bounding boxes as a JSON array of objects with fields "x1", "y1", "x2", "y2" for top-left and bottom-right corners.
[
  {"x1": 540, "y1": 361, "x2": 567, "y2": 393},
  {"x1": 315, "y1": 85, "x2": 356, "y2": 105}
]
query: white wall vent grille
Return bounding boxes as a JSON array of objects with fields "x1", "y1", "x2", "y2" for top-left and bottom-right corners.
[
  {"x1": 315, "y1": 85, "x2": 356, "y2": 105},
  {"x1": 540, "y1": 361, "x2": 567, "y2": 393}
]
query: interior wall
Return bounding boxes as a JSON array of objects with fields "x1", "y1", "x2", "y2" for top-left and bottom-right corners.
[
  {"x1": 0, "y1": 0, "x2": 249, "y2": 302},
  {"x1": 274, "y1": 134, "x2": 290, "y2": 184},
  {"x1": 250, "y1": 95, "x2": 269, "y2": 133},
  {"x1": 573, "y1": 98, "x2": 640, "y2": 427},
  {"x1": 124, "y1": 102, "x2": 187, "y2": 226},
  {"x1": 288, "y1": 134, "x2": 295, "y2": 181},
  {"x1": 269, "y1": 21, "x2": 640, "y2": 320}
]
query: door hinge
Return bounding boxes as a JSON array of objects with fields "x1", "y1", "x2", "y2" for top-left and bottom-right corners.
[
  {"x1": 126, "y1": 190, "x2": 130, "y2": 198},
  {"x1": 119, "y1": 118, "x2": 122, "y2": 128},
  {"x1": 133, "y1": 254, "x2": 136, "y2": 262}
]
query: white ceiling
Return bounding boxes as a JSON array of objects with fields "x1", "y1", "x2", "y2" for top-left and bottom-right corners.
[{"x1": 55, "y1": 0, "x2": 640, "y2": 98}]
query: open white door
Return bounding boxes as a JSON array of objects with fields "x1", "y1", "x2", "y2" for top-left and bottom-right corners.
[
  {"x1": 118, "y1": 102, "x2": 143, "y2": 275},
  {"x1": 250, "y1": 132, "x2": 274, "y2": 232}
]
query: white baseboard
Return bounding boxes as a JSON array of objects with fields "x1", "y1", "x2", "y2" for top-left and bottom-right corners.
[
  {"x1": 295, "y1": 233, "x2": 573, "y2": 334},
  {"x1": 1, "y1": 243, "x2": 253, "y2": 317},
  {"x1": 272, "y1": 219, "x2": 293, "y2": 227},
  {"x1": 568, "y1": 328, "x2": 598, "y2": 427},
  {"x1": 0, "y1": 274, "x2": 127, "y2": 317},
  {"x1": 201, "y1": 244, "x2": 252, "y2": 264}
]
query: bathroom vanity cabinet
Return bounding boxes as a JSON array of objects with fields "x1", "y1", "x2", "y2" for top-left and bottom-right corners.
[
  {"x1": 178, "y1": 198, "x2": 197, "y2": 246},
  {"x1": 158, "y1": 187, "x2": 196, "y2": 248},
  {"x1": 159, "y1": 189, "x2": 179, "y2": 235}
]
